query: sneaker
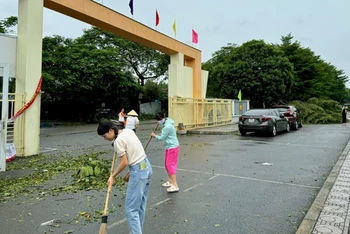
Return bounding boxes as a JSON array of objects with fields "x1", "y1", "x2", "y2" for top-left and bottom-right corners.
[
  {"x1": 162, "y1": 181, "x2": 172, "y2": 187},
  {"x1": 167, "y1": 185, "x2": 179, "y2": 193}
]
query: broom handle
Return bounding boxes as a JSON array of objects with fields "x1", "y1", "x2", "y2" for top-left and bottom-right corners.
[
  {"x1": 102, "y1": 152, "x2": 117, "y2": 216},
  {"x1": 144, "y1": 123, "x2": 159, "y2": 150}
]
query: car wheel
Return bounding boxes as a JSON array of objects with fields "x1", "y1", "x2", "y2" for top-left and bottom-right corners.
[
  {"x1": 240, "y1": 130, "x2": 247, "y2": 136},
  {"x1": 286, "y1": 123, "x2": 290, "y2": 132},
  {"x1": 298, "y1": 121, "x2": 303, "y2": 128},
  {"x1": 270, "y1": 125, "x2": 277, "y2": 137}
]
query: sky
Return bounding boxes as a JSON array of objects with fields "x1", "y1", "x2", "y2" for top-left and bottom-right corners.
[{"x1": 1, "y1": 0, "x2": 350, "y2": 86}]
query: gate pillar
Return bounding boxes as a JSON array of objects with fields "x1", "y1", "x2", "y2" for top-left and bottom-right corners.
[{"x1": 15, "y1": 0, "x2": 44, "y2": 156}]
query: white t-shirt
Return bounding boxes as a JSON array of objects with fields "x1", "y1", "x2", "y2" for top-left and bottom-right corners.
[
  {"x1": 113, "y1": 129, "x2": 145, "y2": 166},
  {"x1": 118, "y1": 112, "x2": 125, "y2": 122},
  {"x1": 125, "y1": 116, "x2": 140, "y2": 130}
]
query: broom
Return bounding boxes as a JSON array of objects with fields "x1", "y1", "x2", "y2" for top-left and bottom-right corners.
[
  {"x1": 98, "y1": 152, "x2": 117, "y2": 234},
  {"x1": 144, "y1": 123, "x2": 160, "y2": 151},
  {"x1": 123, "y1": 123, "x2": 159, "y2": 182}
]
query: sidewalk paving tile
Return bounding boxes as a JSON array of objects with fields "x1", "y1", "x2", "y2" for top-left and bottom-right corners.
[{"x1": 312, "y1": 152, "x2": 350, "y2": 234}]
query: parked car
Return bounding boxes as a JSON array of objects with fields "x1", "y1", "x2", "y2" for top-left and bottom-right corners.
[
  {"x1": 270, "y1": 105, "x2": 302, "y2": 130},
  {"x1": 238, "y1": 109, "x2": 290, "y2": 136}
]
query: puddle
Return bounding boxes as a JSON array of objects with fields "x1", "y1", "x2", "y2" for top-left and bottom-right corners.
[{"x1": 254, "y1": 162, "x2": 274, "y2": 166}]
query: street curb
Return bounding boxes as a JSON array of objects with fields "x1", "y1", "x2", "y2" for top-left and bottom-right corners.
[
  {"x1": 186, "y1": 129, "x2": 238, "y2": 135},
  {"x1": 295, "y1": 139, "x2": 350, "y2": 234},
  {"x1": 187, "y1": 123, "x2": 239, "y2": 135},
  {"x1": 41, "y1": 130, "x2": 96, "y2": 137}
]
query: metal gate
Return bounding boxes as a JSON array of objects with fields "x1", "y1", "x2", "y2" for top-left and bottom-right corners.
[
  {"x1": 0, "y1": 63, "x2": 9, "y2": 171},
  {"x1": 169, "y1": 97, "x2": 233, "y2": 129}
]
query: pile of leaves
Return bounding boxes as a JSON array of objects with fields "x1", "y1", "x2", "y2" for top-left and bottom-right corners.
[
  {"x1": 72, "y1": 158, "x2": 110, "y2": 188},
  {"x1": 0, "y1": 152, "x2": 125, "y2": 202},
  {"x1": 290, "y1": 98, "x2": 342, "y2": 124}
]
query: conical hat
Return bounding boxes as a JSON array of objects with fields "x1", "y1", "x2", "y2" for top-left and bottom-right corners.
[{"x1": 127, "y1": 110, "x2": 138, "y2": 116}]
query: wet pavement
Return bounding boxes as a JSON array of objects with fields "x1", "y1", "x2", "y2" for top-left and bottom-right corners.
[{"x1": 1, "y1": 122, "x2": 350, "y2": 234}]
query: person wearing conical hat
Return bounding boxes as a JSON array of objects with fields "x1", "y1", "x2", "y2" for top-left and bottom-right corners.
[{"x1": 126, "y1": 110, "x2": 140, "y2": 133}]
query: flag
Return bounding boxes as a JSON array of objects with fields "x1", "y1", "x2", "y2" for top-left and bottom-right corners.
[
  {"x1": 237, "y1": 90, "x2": 242, "y2": 101},
  {"x1": 172, "y1": 20, "x2": 176, "y2": 37},
  {"x1": 155, "y1": 10, "x2": 159, "y2": 26},
  {"x1": 192, "y1": 29, "x2": 198, "y2": 44},
  {"x1": 129, "y1": 0, "x2": 133, "y2": 15}
]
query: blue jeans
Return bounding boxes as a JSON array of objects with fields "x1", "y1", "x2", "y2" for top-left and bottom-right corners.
[{"x1": 125, "y1": 157, "x2": 152, "y2": 234}]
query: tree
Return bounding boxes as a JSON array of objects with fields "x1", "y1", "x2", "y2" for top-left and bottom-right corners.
[
  {"x1": 76, "y1": 27, "x2": 170, "y2": 86},
  {"x1": 202, "y1": 43, "x2": 237, "y2": 98},
  {"x1": 279, "y1": 33, "x2": 348, "y2": 103},
  {"x1": 142, "y1": 80, "x2": 168, "y2": 103},
  {"x1": 205, "y1": 40, "x2": 294, "y2": 107},
  {"x1": 41, "y1": 35, "x2": 140, "y2": 121},
  {"x1": 0, "y1": 16, "x2": 17, "y2": 34}
]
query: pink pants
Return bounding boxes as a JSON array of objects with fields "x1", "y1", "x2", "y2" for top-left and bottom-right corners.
[{"x1": 164, "y1": 146, "x2": 179, "y2": 175}]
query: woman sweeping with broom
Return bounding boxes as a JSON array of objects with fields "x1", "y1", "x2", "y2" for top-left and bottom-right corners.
[{"x1": 97, "y1": 121, "x2": 153, "y2": 234}]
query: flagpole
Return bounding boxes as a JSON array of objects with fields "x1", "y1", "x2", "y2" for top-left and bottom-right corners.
[{"x1": 191, "y1": 29, "x2": 193, "y2": 46}]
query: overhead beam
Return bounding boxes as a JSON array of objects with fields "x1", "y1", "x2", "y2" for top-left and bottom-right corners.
[{"x1": 43, "y1": 0, "x2": 201, "y2": 60}]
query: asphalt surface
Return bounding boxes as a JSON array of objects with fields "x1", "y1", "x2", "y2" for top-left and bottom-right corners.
[{"x1": 1, "y1": 123, "x2": 350, "y2": 234}]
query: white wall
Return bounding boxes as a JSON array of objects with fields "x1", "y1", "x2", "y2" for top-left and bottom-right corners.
[
  {"x1": 168, "y1": 53, "x2": 196, "y2": 98},
  {"x1": 201, "y1": 70, "x2": 208, "y2": 98},
  {"x1": 0, "y1": 33, "x2": 17, "y2": 77}
]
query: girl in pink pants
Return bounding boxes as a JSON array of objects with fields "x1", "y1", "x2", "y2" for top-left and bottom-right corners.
[{"x1": 151, "y1": 113, "x2": 180, "y2": 192}]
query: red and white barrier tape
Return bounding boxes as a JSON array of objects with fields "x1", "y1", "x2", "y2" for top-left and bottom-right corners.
[{"x1": 7, "y1": 76, "x2": 42, "y2": 123}]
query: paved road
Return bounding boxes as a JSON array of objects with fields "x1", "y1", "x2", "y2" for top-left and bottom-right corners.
[{"x1": 1, "y1": 123, "x2": 349, "y2": 234}]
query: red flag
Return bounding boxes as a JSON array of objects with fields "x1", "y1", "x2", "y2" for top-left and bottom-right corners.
[
  {"x1": 192, "y1": 29, "x2": 198, "y2": 44},
  {"x1": 155, "y1": 10, "x2": 160, "y2": 26}
]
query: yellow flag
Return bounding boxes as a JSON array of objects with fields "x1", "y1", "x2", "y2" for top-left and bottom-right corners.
[
  {"x1": 237, "y1": 90, "x2": 242, "y2": 101},
  {"x1": 172, "y1": 20, "x2": 176, "y2": 37}
]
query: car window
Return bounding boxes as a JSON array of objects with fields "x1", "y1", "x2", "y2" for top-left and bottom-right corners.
[
  {"x1": 244, "y1": 110, "x2": 269, "y2": 115},
  {"x1": 269, "y1": 110, "x2": 277, "y2": 116},
  {"x1": 271, "y1": 107, "x2": 288, "y2": 112}
]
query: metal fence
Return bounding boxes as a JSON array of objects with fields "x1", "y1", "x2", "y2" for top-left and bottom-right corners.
[
  {"x1": 169, "y1": 97, "x2": 232, "y2": 129},
  {"x1": 0, "y1": 93, "x2": 25, "y2": 155}
]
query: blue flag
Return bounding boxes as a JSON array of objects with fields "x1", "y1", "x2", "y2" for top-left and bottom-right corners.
[{"x1": 129, "y1": 0, "x2": 133, "y2": 15}]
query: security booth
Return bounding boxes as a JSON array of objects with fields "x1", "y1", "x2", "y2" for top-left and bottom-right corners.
[
  {"x1": 0, "y1": 33, "x2": 23, "y2": 171},
  {"x1": 232, "y1": 99, "x2": 250, "y2": 123}
]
